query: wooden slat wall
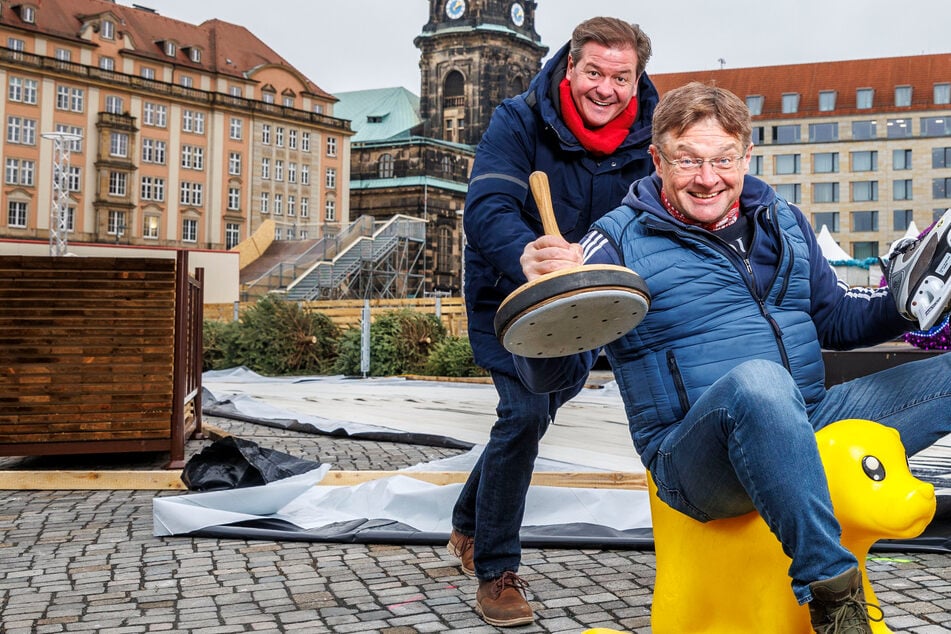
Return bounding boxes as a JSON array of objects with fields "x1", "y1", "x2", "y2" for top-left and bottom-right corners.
[{"x1": 0, "y1": 256, "x2": 177, "y2": 449}]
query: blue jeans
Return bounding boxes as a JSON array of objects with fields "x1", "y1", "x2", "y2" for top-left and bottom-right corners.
[
  {"x1": 451, "y1": 370, "x2": 585, "y2": 580},
  {"x1": 650, "y1": 354, "x2": 951, "y2": 604}
]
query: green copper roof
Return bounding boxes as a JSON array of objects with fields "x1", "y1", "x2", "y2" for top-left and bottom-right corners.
[{"x1": 333, "y1": 87, "x2": 422, "y2": 143}]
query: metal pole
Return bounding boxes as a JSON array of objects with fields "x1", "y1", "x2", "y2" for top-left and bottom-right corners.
[{"x1": 42, "y1": 132, "x2": 82, "y2": 256}]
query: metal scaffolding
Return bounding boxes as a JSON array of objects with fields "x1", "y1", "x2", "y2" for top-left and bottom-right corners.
[{"x1": 42, "y1": 132, "x2": 82, "y2": 256}]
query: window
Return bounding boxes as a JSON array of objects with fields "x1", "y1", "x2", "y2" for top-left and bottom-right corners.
[
  {"x1": 228, "y1": 152, "x2": 242, "y2": 176},
  {"x1": 142, "y1": 139, "x2": 167, "y2": 164},
  {"x1": 893, "y1": 209, "x2": 914, "y2": 231},
  {"x1": 274, "y1": 194, "x2": 283, "y2": 215},
  {"x1": 933, "y1": 147, "x2": 951, "y2": 169},
  {"x1": 751, "y1": 127, "x2": 764, "y2": 145},
  {"x1": 856, "y1": 88, "x2": 874, "y2": 109},
  {"x1": 808, "y1": 122, "x2": 838, "y2": 142},
  {"x1": 775, "y1": 183, "x2": 801, "y2": 204},
  {"x1": 813, "y1": 182, "x2": 839, "y2": 203},
  {"x1": 7, "y1": 116, "x2": 37, "y2": 145},
  {"x1": 818, "y1": 91, "x2": 836, "y2": 112},
  {"x1": 301, "y1": 164, "x2": 310, "y2": 185},
  {"x1": 813, "y1": 212, "x2": 839, "y2": 233},
  {"x1": 886, "y1": 118, "x2": 911, "y2": 139},
  {"x1": 228, "y1": 188, "x2": 240, "y2": 211},
  {"x1": 108, "y1": 210, "x2": 126, "y2": 236},
  {"x1": 851, "y1": 181, "x2": 879, "y2": 202},
  {"x1": 181, "y1": 145, "x2": 204, "y2": 170},
  {"x1": 300, "y1": 197, "x2": 309, "y2": 218},
  {"x1": 933, "y1": 177, "x2": 951, "y2": 199},
  {"x1": 781, "y1": 93, "x2": 799, "y2": 114},
  {"x1": 230, "y1": 117, "x2": 242, "y2": 140},
  {"x1": 260, "y1": 192, "x2": 270, "y2": 214},
  {"x1": 7, "y1": 37, "x2": 25, "y2": 61},
  {"x1": 745, "y1": 95, "x2": 763, "y2": 116},
  {"x1": 773, "y1": 125, "x2": 800, "y2": 143},
  {"x1": 302, "y1": 132, "x2": 312, "y2": 152},
  {"x1": 274, "y1": 160, "x2": 284, "y2": 181},
  {"x1": 852, "y1": 120, "x2": 877, "y2": 140},
  {"x1": 378, "y1": 154, "x2": 395, "y2": 178},
  {"x1": 936, "y1": 83, "x2": 951, "y2": 105},
  {"x1": 109, "y1": 132, "x2": 129, "y2": 158},
  {"x1": 179, "y1": 75, "x2": 194, "y2": 89},
  {"x1": 165, "y1": 41, "x2": 177, "y2": 57},
  {"x1": 895, "y1": 86, "x2": 912, "y2": 107},
  {"x1": 143, "y1": 102, "x2": 167, "y2": 127},
  {"x1": 283, "y1": 96, "x2": 294, "y2": 108},
  {"x1": 182, "y1": 218, "x2": 198, "y2": 243},
  {"x1": 105, "y1": 95, "x2": 123, "y2": 114},
  {"x1": 140, "y1": 176, "x2": 166, "y2": 202},
  {"x1": 99, "y1": 56, "x2": 115, "y2": 71},
  {"x1": 229, "y1": 86, "x2": 242, "y2": 97},
  {"x1": 852, "y1": 241, "x2": 879, "y2": 259},
  {"x1": 182, "y1": 110, "x2": 205, "y2": 134},
  {"x1": 54, "y1": 124, "x2": 83, "y2": 153},
  {"x1": 276, "y1": 127, "x2": 284, "y2": 147},
  {"x1": 288, "y1": 129, "x2": 297, "y2": 149},
  {"x1": 851, "y1": 210, "x2": 879, "y2": 232},
  {"x1": 261, "y1": 158, "x2": 270, "y2": 180},
  {"x1": 263, "y1": 92, "x2": 275, "y2": 104},
  {"x1": 893, "y1": 149, "x2": 912, "y2": 171},
  {"x1": 8, "y1": 201, "x2": 28, "y2": 227},
  {"x1": 141, "y1": 67, "x2": 155, "y2": 80},
  {"x1": 108, "y1": 171, "x2": 127, "y2": 196},
  {"x1": 143, "y1": 215, "x2": 160, "y2": 240},
  {"x1": 851, "y1": 151, "x2": 878, "y2": 172},
  {"x1": 179, "y1": 182, "x2": 203, "y2": 206},
  {"x1": 922, "y1": 116, "x2": 951, "y2": 137},
  {"x1": 262, "y1": 124, "x2": 271, "y2": 144},
  {"x1": 326, "y1": 136, "x2": 337, "y2": 157},
  {"x1": 749, "y1": 155, "x2": 763, "y2": 176},
  {"x1": 893, "y1": 179, "x2": 913, "y2": 200},
  {"x1": 21, "y1": 6, "x2": 35, "y2": 23},
  {"x1": 101, "y1": 19, "x2": 115, "y2": 39},
  {"x1": 5, "y1": 158, "x2": 35, "y2": 186},
  {"x1": 66, "y1": 167, "x2": 81, "y2": 192},
  {"x1": 325, "y1": 198, "x2": 336, "y2": 221},
  {"x1": 189, "y1": 48, "x2": 201, "y2": 63},
  {"x1": 226, "y1": 223, "x2": 240, "y2": 250},
  {"x1": 287, "y1": 195, "x2": 296, "y2": 216},
  {"x1": 288, "y1": 163, "x2": 297, "y2": 183},
  {"x1": 325, "y1": 168, "x2": 337, "y2": 189},
  {"x1": 8, "y1": 77, "x2": 37, "y2": 104},
  {"x1": 55, "y1": 48, "x2": 72, "y2": 62},
  {"x1": 775, "y1": 154, "x2": 801, "y2": 175},
  {"x1": 812, "y1": 152, "x2": 839, "y2": 173}
]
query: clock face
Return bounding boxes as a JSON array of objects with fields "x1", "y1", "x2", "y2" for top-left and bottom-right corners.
[
  {"x1": 445, "y1": 0, "x2": 465, "y2": 20},
  {"x1": 510, "y1": 2, "x2": 525, "y2": 27}
]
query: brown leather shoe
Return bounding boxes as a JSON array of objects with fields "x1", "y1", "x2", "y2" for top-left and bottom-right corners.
[
  {"x1": 475, "y1": 571, "x2": 534, "y2": 627},
  {"x1": 447, "y1": 529, "x2": 475, "y2": 577}
]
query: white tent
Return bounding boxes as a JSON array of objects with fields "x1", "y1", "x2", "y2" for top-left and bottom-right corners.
[
  {"x1": 816, "y1": 224, "x2": 852, "y2": 261},
  {"x1": 816, "y1": 225, "x2": 871, "y2": 286}
]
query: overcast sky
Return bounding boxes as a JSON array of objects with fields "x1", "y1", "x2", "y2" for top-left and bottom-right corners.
[{"x1": 143, "y1": 0, "x2": 947, "y2": 95}]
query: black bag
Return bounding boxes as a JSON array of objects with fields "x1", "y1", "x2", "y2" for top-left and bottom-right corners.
[{"x1": 181, "y1": 436, "x2": 321, "y2": 491}]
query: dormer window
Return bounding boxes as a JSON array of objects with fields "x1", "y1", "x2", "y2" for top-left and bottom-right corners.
[
  {"x1": 20, "y1": 5, "x2": 35, "y2": 23},
  {"x1": 187, "y1": 47, "x2": 201, "y2": 63},
  {"x1": 101, "y1": 19, "x2": 114, "y2": 39},
  {"x1": 164, "y1": 40, "x2": 176, "y2": 57}
]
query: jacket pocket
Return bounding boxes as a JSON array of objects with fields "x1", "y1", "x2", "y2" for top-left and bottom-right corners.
[{"x1": 666, "y1": 350, "x2": 691, "y2": 416}]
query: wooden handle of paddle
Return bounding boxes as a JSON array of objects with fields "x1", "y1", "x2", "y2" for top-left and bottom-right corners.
[{"x1": 530, "y1": 171, "x2": 561, "y2": 236}]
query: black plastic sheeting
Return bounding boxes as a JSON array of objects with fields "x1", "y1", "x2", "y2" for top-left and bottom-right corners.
[{"x1": 177, "y1": 438, "x2": 951, "y2": 554}]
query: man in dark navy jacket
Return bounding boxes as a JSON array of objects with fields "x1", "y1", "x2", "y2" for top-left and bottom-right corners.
[{"x1": 448, "y1": 16, "x2": 659, "y2": 627}]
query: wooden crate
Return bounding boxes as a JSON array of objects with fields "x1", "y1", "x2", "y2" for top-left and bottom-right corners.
[{"x1": 0, "y1": 254, "x2": 202, "y2": 467}]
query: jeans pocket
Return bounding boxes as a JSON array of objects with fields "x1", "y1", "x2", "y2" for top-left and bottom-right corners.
[{"x1": 652, "y1": 450, "x2": 714, "y2": 523}]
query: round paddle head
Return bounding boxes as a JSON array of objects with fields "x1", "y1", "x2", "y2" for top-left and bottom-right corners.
[{"x1": 495, "y1": 264, "x2": 650, "y2": 357}]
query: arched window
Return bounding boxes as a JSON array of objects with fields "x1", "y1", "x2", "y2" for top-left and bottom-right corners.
[
  {"x1": 378, "y1": 153, "x2": 394, "y2": 178},
  {"x1": 436, "y1": 226, "x2": 452, "y2": 272}
]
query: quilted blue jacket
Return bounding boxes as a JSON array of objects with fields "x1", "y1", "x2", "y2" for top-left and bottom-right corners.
[
  {"x1": 463, "y1": 42, "x2": 659, "y2": 374},
  {"x1": 516, "y1": 174, "x2": 910, "y2": 467}
]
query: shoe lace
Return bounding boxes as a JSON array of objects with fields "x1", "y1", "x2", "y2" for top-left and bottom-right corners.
[
  {"x1": 826, "y1": 596, "x2": 884, "y2": 633},
  {"x1": 494, "y1": 571, "x2": 530, "y2": 597}
]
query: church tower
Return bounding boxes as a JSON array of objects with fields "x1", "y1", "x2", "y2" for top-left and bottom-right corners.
[{"x1": 414, "y1": 0, "x2": 547, "y2": 146}]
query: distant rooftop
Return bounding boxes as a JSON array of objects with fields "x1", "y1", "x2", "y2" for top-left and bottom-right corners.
[{"x1": 333, "y1": 87, "x2": 422, "y2": 143}]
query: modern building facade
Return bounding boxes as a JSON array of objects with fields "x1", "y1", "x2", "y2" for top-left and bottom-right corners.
[
  {"x1": 0, "y1": 0, "x2": 352, "y2": 255},
  {"x1": 652, "y1": 55, "x2": 951, "y2": 259}
]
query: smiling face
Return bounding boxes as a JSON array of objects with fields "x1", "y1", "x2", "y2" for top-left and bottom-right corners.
[
  {"x1": 650, "y1": 118, "x2": 752, "y2": 226},
  {"x1": 565, "y1": 41, "x2": 639, "y2": 129}
]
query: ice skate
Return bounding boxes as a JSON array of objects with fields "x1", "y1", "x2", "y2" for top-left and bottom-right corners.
[{"x1": 882, "y1": 208, "x2": 951, "y2": 330}]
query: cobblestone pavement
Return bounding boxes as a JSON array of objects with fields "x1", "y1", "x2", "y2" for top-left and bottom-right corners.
[{"x1": 2, "y1": 416, "x2": 951, "y2": 633}]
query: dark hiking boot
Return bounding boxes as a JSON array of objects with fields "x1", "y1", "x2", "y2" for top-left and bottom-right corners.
[
  {"x1": 475, "y1": 571, "x2": 534, "y2": 627},
  {"x1": 808, "y1": 567, "x2": 884, "y2": 633},
  {"x1": 446, "y1": 529, "x2": 475, "y2": 577}
]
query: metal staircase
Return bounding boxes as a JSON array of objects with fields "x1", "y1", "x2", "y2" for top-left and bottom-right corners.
[{"x1": 284, "y1": 215, "x2": 426, "y2": 300}]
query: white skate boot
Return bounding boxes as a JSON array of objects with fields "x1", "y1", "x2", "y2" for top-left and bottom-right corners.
[{"x1": 882, "y1": 208, "x2": 951, "y2": 330}]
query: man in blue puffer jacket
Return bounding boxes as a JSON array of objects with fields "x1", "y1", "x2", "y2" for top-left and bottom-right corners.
[
  {"x1": 449, "y1": 16, "x2": 659, "y2": 627},
  {"x1": 516, "y1": 82, "x2": 951, "y2": 633}
]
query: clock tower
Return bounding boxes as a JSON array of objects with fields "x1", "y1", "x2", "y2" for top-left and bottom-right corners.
[{"x1": 415, "y1": 0, "x2": 547, "y2": 146}]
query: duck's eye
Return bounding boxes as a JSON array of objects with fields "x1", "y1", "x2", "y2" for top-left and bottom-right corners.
[{"x1": 862, "y1": 455, "x2": 885, "y2": 481}]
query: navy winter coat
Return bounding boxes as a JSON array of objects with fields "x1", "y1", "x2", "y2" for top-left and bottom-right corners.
[{"x1": 463, "y1": 42, "x2": 659, "y2": 374}]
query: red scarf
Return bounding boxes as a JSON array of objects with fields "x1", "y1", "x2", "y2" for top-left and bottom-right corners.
[
  {"x1": 559, "y1": 78, "x2": 637, "y2": 156},
  {"x1": 662, "y1": 189, "x2": 740, "y2": 232}
]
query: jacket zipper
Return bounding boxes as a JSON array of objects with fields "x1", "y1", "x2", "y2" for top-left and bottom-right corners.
[{"x1": 666, "y1": 350, "x2": 691, "y2": 415}]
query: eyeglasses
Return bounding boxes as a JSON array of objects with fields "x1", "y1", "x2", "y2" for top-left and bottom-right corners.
[{"x1": 657, "y1": 149, "x2": 745, "y2": 173}]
